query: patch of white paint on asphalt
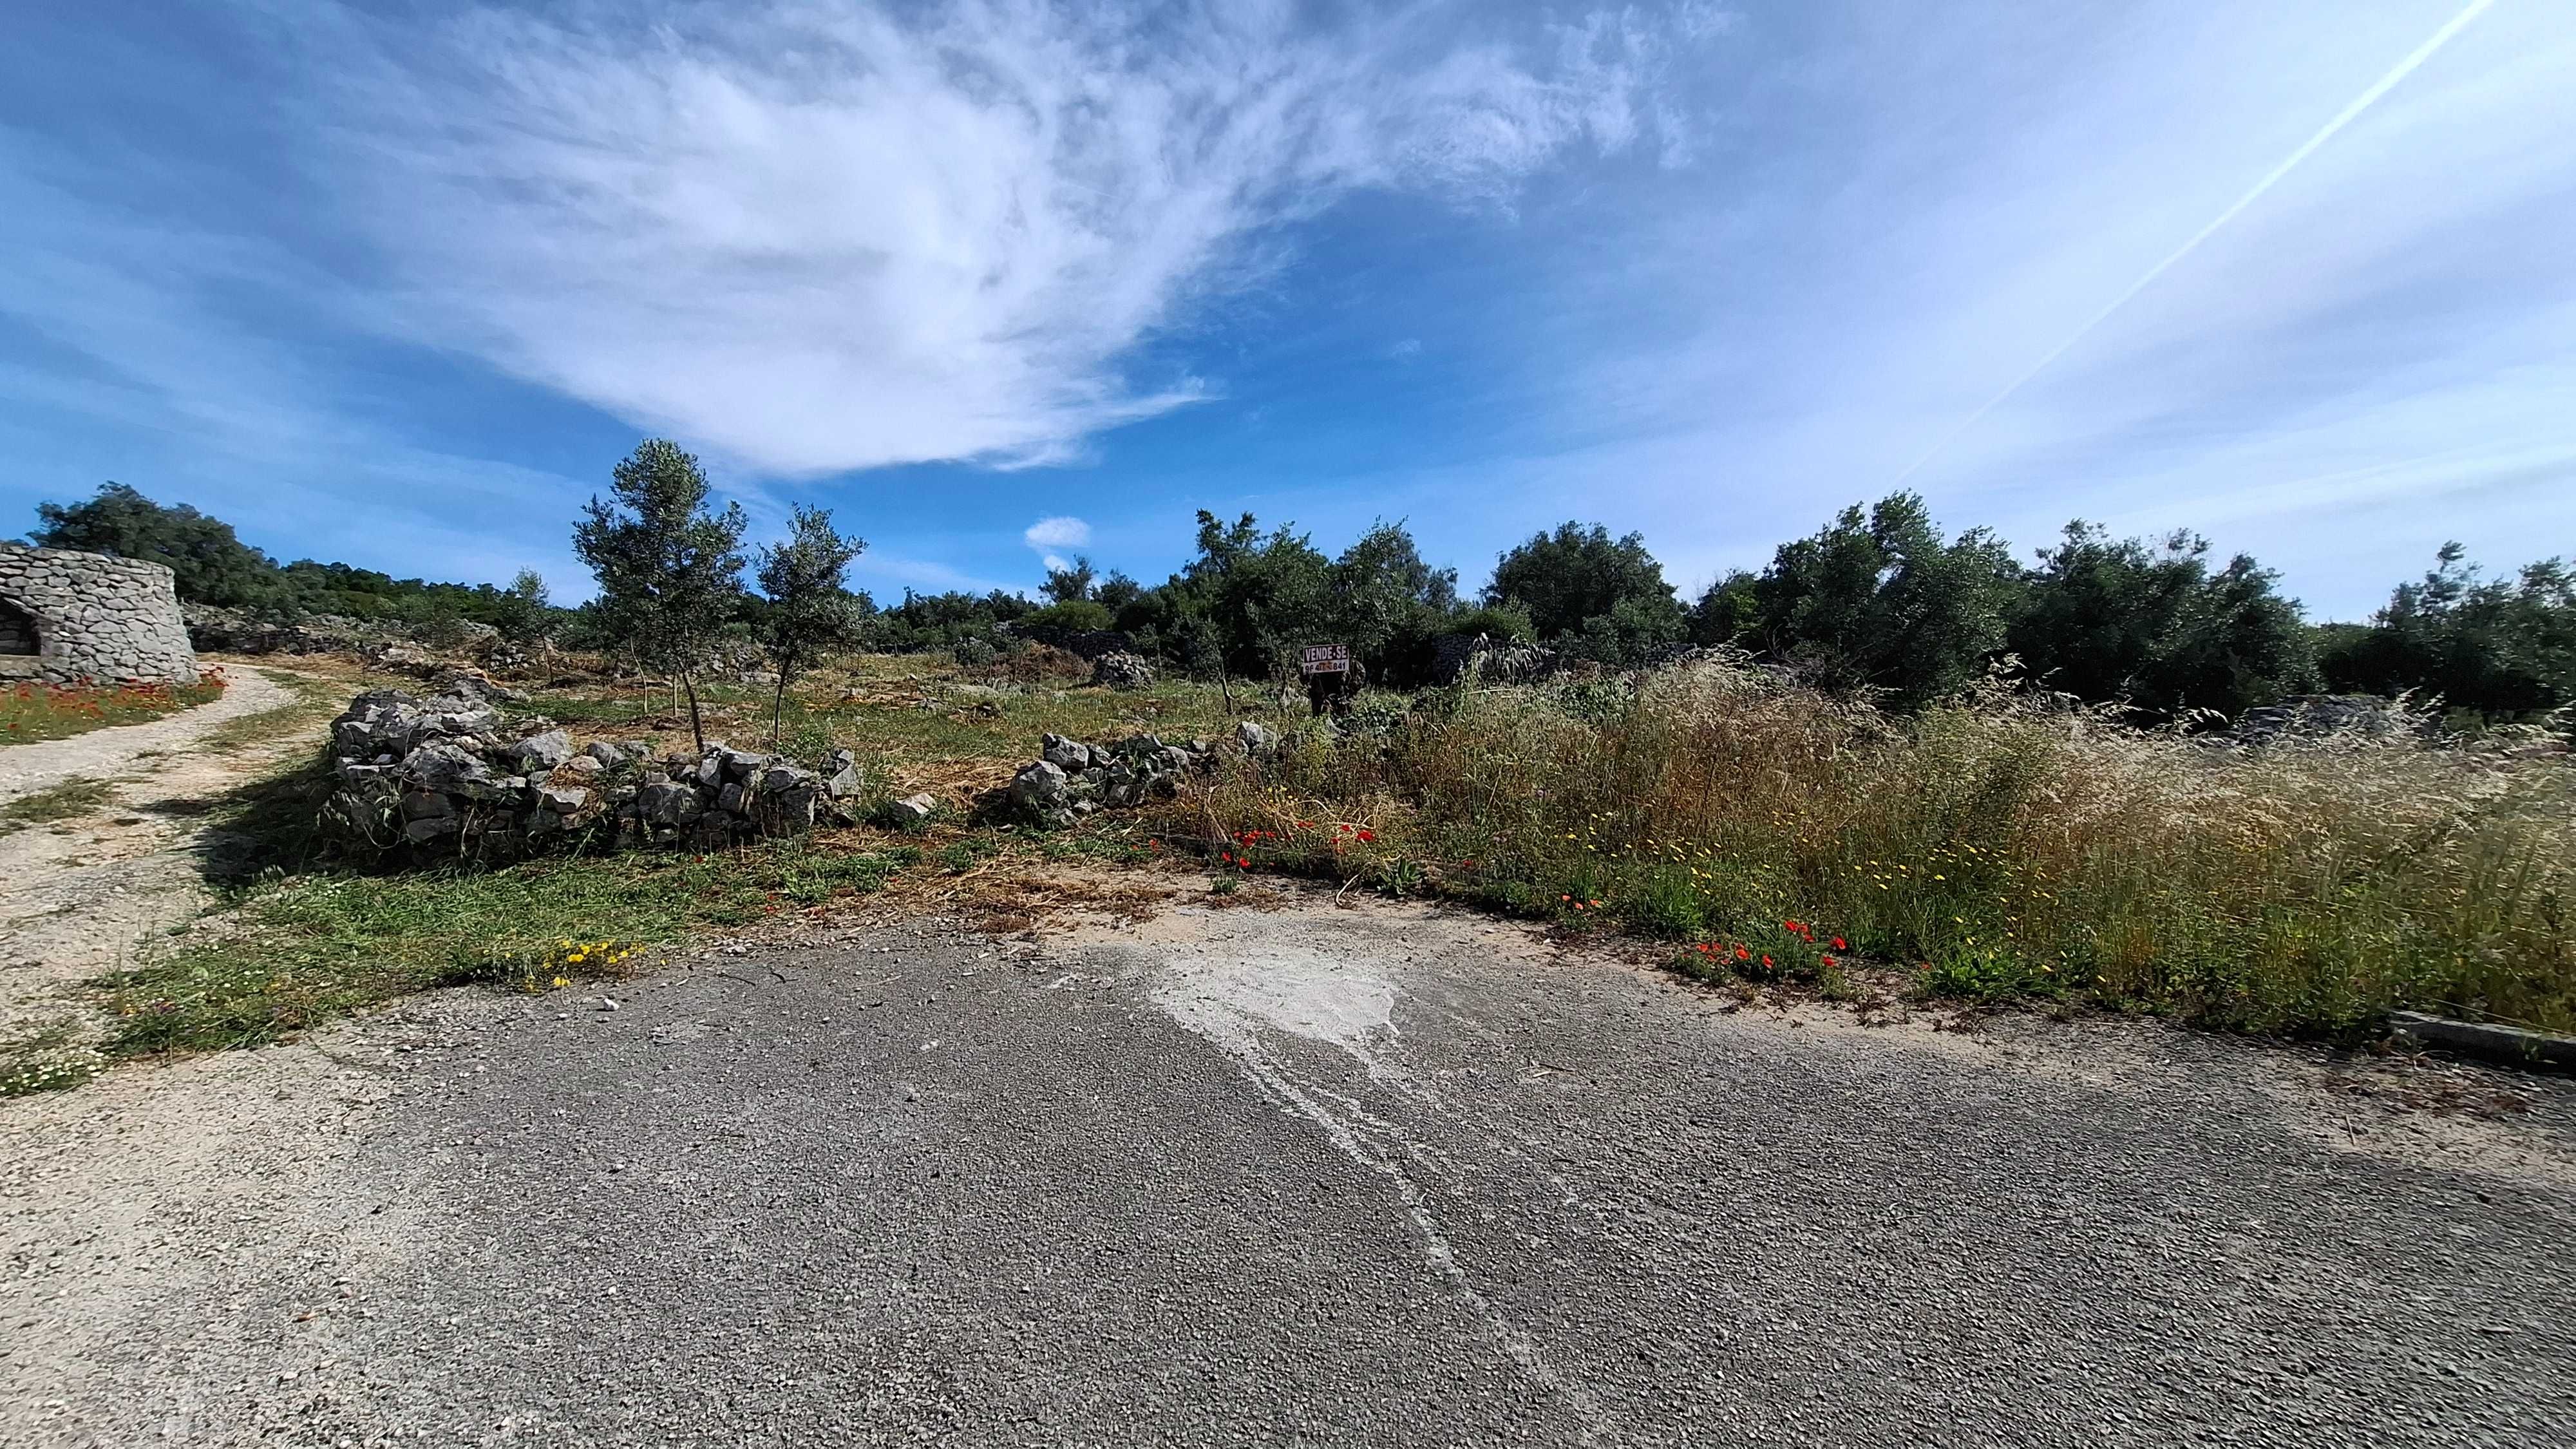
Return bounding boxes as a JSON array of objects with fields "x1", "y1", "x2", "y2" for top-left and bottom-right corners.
[{"x1": 1148, "y1": 938, "x2": 1620, "y2": 1444}]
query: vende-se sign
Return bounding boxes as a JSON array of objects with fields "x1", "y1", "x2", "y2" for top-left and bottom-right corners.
[{"x1": 1300, "y1": 644, "x2": 1350, "y2": 676}]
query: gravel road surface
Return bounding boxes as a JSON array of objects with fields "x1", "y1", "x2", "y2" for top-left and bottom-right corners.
[{"x1": 6, "y1": 898, "x2": 2572, "y2": 1447}]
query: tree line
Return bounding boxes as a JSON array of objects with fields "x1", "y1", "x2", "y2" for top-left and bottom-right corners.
[{"x1": 22, "y1": 445, "x2": 2573, "y2": 725}]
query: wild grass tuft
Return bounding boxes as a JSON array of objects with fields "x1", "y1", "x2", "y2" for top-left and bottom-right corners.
[{"x1": 0, "y1": 775, "x2": 118, "y2": 833}]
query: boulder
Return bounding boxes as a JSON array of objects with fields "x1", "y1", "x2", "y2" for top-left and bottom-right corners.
[
  {"x1": 823, "y1": 750, "x2": 863, "y2": 799},
  {"x1": 397, "y1": 741, "x2": 510, "y2": 802},
  {"x1": 638, "y1": 781, "x2": 699, "y2": 826},
  {"x1": 509, "y1": 730, "x2": 575, "y2": 772},
  {"x1": 883, "y1": 793, "x2": 938, "y2": 826},
  {"x1": 1041, "y1": 733, "x2": 1094, "y2": 772}
]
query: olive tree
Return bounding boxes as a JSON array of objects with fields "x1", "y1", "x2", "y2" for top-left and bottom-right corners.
[
  {"x1": 572, "y1": 439, "x2": 746, "y2": 753},
  {"x1": 753, "y1": 504, "x2": 867, "y2": 744}
]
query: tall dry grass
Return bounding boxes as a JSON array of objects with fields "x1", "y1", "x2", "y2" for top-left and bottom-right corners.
[{"x1": 1182, "y1": 660, "x2": 2576, "y2": 1036}]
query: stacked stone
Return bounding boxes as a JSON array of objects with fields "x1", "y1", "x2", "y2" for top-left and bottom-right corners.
[
  {"x1": 0, "y1": 542, "x2": 199, "y2": 686},
  {"x1": 1089, "y1": 651, "x2": 1155, "y2": 690},
  {"x1": 621, "y1": 744, "x2": 863, "y2": 849},
  {"x1": 317, "y1": 676, "x2": 866, "y2": 859},
  {"x1": 997, "y1": 727, "x2": 1262, "y2": 828}
]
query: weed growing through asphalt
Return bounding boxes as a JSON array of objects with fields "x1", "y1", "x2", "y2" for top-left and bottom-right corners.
[{"x1": 0, "y1": 1031, "x2": 105, "y2": 1097}]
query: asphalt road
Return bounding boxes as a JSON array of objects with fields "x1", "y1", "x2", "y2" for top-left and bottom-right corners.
[{"x1": 9, "y1": 898, "x2": 2574, "y2": 1447}]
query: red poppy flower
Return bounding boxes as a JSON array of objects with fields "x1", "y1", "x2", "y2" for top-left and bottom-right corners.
[
  {"x1": 1356, "y1": 829, "x2": 1376, "y2": 843},
  {"x1": 1734, "y1": 945, "x2": 1750, "y2": 961},
  {"x1": 1819, "y1": 953, "x2": 1837, "y2": 967},
  {"x1": 1831, "y1": 937, "x2": 1846, "y2": 951},
  {"x1": 1761, "y1": 954, "x2": 1773, "y2": 967}
]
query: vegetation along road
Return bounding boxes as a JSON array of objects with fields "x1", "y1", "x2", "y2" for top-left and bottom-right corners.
[{"x1": 6, "y1": 894, "x2": 2571, "y2": 1446}]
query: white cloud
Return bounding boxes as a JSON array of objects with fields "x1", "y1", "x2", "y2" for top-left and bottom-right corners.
[
  {"x1": 1023, "y1": 515, "x2": 1091, "y2": 551},
  {"x1": 323, "y1": 1, "x2": 1716, "y2": 477}
]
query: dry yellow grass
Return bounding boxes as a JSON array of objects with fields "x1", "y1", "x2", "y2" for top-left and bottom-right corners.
[{"x1": 1167, "y1": 658, "x2": 2576, "y2": 1036}]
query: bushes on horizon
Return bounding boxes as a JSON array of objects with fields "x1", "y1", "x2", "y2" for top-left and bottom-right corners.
[
  {"x1": 1702, "y1": 493, "x2": 2021, "y2": 710},
  {"x1": 2008, "y1": 522, "x2": 2314, "y2": 720},
  {"x1": 24, "y1": 473, "x2": 2563, "y2": 730},
  {"x1": 2322, "y1": 544, "x2": 2574, "y2": 722},
  {"x1": 1485, "y1": 522, "x2": 1687, "y2": 666}
]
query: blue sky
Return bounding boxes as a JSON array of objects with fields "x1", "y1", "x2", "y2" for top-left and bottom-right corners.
[{"x1": 3, "y1": 1, "x2": 2568, "y2": 620}]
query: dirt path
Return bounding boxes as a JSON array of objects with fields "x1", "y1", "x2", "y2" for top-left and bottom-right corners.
[
  {"x1": 0, "y1": 665, "x2": 323, "y2": 1049},
  {"x1": 0, "y1": 666, "x2": 293, "y2": 803}
]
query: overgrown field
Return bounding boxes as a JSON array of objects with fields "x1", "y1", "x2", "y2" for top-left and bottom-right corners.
[
  {"x1": 1164, "y1": 662, "x2": 2576, "y2": 1037},
  {"x1": 1, "y1": 674, "x2": 227, "y2": 744},
  {"x1": 90, "y1": 650, "x2": 2576, "y2": 1065}
]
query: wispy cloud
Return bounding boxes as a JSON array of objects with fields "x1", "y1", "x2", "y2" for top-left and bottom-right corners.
[{"x1": 319, "y1": 1, "x2": 1718, "y2": 477}]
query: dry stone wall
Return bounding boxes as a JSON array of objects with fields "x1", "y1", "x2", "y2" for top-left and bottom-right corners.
[
  {"x1": 317, "y1": 675, "x2": 869, "y2": 860},
  {"x1": 0, "y1": 542, "x2": 199, "y2": 685}
]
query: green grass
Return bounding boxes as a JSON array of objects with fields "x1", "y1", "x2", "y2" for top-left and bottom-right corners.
[
  {"x1": 99, "y1": 838, "x2": 922, "y2": 1056},
  {"x1": 1, "y1": 677, "x2": 226, "y2": 745},
  {"x1": 196, "y1": 668, "x2": 346, "y2": 755},
  {"x1": 79, "y1": 652, "x2": 1231, "y2": 1063},
  {"x1": 0, "y1": 775, "x2": 117, "y2": 834},
  {"x1": 0, "y1": 1027, "x2": 104, "y2": 1098},
  {"x1": 119, "y1": 644, "x2": 2559, "y2": 1068}
]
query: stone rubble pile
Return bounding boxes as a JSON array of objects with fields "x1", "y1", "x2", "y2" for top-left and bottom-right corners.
[
  {"x1": 1089, "y1": 650, "x2": 1155, "y2": 691},
  {"x1": 319, "y1": 676, "x2": 867, "y2": 858},
  {"x1": 994, "y1": 721, "x2": 1280, "y2": 829}
]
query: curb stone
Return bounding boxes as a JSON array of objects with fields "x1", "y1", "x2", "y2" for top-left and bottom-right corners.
[{"x1": 2389, "y1": 1010, "x2": 2576, "y2": 1074}]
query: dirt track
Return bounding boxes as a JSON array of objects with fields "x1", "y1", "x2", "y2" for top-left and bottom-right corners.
[{"x1": 0, "y1": 667, "x2": 303, "y2": 1048}]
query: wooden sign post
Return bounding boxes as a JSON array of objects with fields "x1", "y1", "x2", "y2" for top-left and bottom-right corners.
[
  {"x1": 1300, "y1": 644, "x2": 1350, "y2": 676},
  {"x1": 1301, "y1": 644, "x2": 1354, "y2": 717}
]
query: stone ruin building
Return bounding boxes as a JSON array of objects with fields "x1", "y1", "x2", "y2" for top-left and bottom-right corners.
[{"x1": 0, "y1": 541, "x2": 200, "y2": 687}]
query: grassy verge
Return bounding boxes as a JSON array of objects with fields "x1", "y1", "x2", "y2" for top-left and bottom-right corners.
[
  {"x1": 512, "y1": 654, "x2": 1250, "y2": 796},
  {"x1": 1154, "y1": 662, "x2": 2576, "y2": 1039},
  {"x1": 100, "y1": 838, "x2": 920, "y2": 1055},
  {"x1": 2, "y1": 676, "x2": 227, "y2": 744}
]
